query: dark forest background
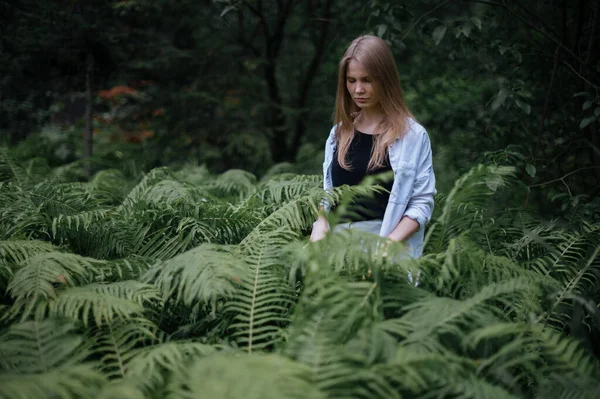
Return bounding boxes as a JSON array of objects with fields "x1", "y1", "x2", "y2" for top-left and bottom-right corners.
[{"x1": 1, "y1": 0, "x2": 599, "y2": 217}]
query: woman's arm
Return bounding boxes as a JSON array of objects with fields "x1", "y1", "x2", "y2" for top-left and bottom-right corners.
[
  {"x1": 310, "y1": 209, "x2": 329, "y2": 242},
  {"x1": 388, "y1": 131, "x2": 436, "y2": 242},
  {"x1": 310, "y1": 126, "x2": 337, "y2": 242},
  {"x1": 387, "y1": 215, "x2": 419, "y2": 241}
]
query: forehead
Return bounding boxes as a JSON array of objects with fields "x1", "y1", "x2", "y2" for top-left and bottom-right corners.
[{"x1": 346, "y1": 59, "x2": 369, "y2": 77}]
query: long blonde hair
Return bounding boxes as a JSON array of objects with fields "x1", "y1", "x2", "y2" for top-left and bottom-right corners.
[{"x1": 334, "y1": 35, "x2": 414, "y2": 170}]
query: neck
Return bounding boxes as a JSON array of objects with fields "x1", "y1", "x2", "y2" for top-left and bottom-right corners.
[{"x1": 357, "y1": 105, "x2": 385, "y2": 125}]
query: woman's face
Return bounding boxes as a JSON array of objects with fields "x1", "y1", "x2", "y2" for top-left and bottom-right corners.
[{"x1": 346, "y1": 59, "x2": 381, "y2": 110}]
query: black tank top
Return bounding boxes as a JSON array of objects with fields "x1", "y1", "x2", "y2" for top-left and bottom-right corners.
[{"x1": 331, "y1": 130, "x2": 393, "y2": 223}]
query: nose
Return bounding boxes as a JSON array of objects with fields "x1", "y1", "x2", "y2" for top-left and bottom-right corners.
[{"x1": 355, "y1": 83, "x2": 365, "y2": 94}]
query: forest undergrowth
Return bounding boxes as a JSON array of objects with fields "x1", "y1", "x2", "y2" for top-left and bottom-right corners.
[{"x1": 0, "y1": 148, "x2": 599, "y2": 399}]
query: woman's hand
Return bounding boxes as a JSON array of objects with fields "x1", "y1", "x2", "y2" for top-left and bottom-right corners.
[{"x1": 310, "y1": 217, "x2": 329, "y2": 242}]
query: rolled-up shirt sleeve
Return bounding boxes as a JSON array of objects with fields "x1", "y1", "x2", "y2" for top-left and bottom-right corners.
[
  {"x1": 403, "y1": 131, "x2": 436, "y2": 229},
  {"x1": 320, "y1": 126, "x2": 337, "y2": 211}
]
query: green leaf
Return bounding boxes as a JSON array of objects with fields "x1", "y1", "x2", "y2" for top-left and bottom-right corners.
[
  {"x1": 512, "y1": 49, "x2": 522, "y2": 63},
  {"x1": 595, "y1": 107, "x2": 600, "y2": 117},
  {"x1": 517, "y1": 90, "x2": 532, "y2": 99},
  {"x1": 377, "y1": 24, "x2": 387, "y2": 37},
  {"x1": 583, "y1": 100, "x2": 592, "y2": 110},
  {"x1": 219, "y1": 5, "x2": 236, "y2": 17},
  {"x1": 515, "y1": 98, "x2": 531, "y2": 115},
  {"x1": 579, "y1": 116, "x2": 597, "y2": 129},
  {"x1": 572, "y1": 92, "x2": 591, "y2": 98},
  {"x1": 526, "y1": 164, "x2": 536, "y2": 178},
  {"x1": 461, "y1": 24, "x2": 472, "y2": 38},
  {"x1": 432, "y1": 25, "x2": 447, "y2": 45},
  {"x1": 471, "y1": 17, "x2": 482, "y2": 29},
  {"x1": 371, "y1": 9, "x2": 380, "y2": 17},
  {"x1": 491, "y1": 88, "x2": 509, "y2": 110}
]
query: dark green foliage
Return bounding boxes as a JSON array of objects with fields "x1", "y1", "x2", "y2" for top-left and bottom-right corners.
[{"x1": 1, "y1": 150, "x2": 599, "y2": 398}]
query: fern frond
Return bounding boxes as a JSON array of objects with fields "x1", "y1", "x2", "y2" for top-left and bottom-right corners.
[
  {"x1": 536, "y1": 372, "x2": 600, "y2": 399},
  {"x1": 396, "y1": 278, "x2": 539, "y2": 346},
  {"x1": 143, "y1": 179, "x2": 210, "y2": 206},
  {"x1": 284, "y1": 309, "x2": 400, "y2": 399},
  {"x1": 240, "y1": 190, "x2": 322, "y2": 244},
  {"x1": 209, "y1": 169, "x2": 257, "y2": 200},
  {"x1": 260, "y1": 163, "x2": 296, "y2": 181},
  {"x1": 532, "y1": 326, "x2": 600, "y2": 377},
  {"x1": 167, "y1": 352, "x2": 326, "y2": 399},
  {"x1": 0, "y1": 186, "x2": 47, "y2": 239},
  {"x1": 93, "y1": 317, "x2": 158, "y2": 379},
  {"x1": 286, "y1": 264, "x2": 382, "y2": 356},
  {"x1": 424, "y1": 164, "x2": 516, "y2": 253},
  {"x1": 35, "y1": 281, "x2": 159, "y2": 327},
  {"x1": 0, "y1": 148, "x2": 29, "y2": 185},
  {"x1": 194, "y1": 204, "x2": 260, "y2": 244},
  {"x1": 121, "y1": 167, "x2": 173, "y2": 208},
  {"x1": 97, "y1": 380, "x2": 146, "y2": 399},
  {"x1": 374, "y1": 346, "x2": 469, "y2": 395},
  {"x1": 0, "y1": 364, "x2": 106, "y2": 399},
  {"x1": 255, "y1": 175, "x2": 322, "y2": 205},
  {"x1": 172, "y1": 163, "x2": 211, "y2": 186},
  {"x1": 227, "y1": 228, "x2": 297, "y2": 351},
  {"x1": 29, "y1": 181, "x2": 106, "y2": 218},
  {"x1": 51, "y1": 208, "x2": 115, "y2": 239},
  {"x1": 433, "y1": 235, "x2": 549, "y2": 313},
  {"x1": 0, "y1": 240, "x2": 56, "y2": 264},
  {"x1": 7, "y1": 252, "x2": 98, "y2": 318},
  {"x1": 142, "y1": 244, "x2": 247, "y2": 309},
  {"x1": 125, "y1": 341, "x2": 217, "y2": 392},
  {"x1": 541, "y1": 229, "x2": 600, "y2": 327},
  {"x1": 93, "y1": 256, "x2": 155, "y2": 283},
  {"x1": 49, "y1": 159, "x2": 87, "y2": 183},
  {"x1": 0, "y1": 319, "x2": 89, "y2": 373},
  {"x1": 89, "y1": 169, "x2": 133, "y2": 203},
  {"x1": 429, "y1": 375, "x2": 521, "y2": 399}
]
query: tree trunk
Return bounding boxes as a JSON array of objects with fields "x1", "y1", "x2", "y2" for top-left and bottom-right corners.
[
  {"x1": 265, "y1": 61, "x2": 288, "y2": 163},
  {"x1": 84, "y1": 51, "x2": 94, "y2": 179},
  {"x1": 290, "y1": 0, "x2": 333, "y2": 161}
]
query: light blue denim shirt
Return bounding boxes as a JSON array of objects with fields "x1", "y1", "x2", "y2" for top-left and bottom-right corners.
[{"x1": 322, "y1": 118, "x2": 437, "y2": 258}]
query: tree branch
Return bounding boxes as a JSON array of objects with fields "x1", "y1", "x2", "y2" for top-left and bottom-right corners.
[
  {"x1": 461, "y1": 0, "x2": 587, "y2": 66},
  {"x1": 529, "y1": 166, "x2": 600, "y2": 188},
  {"x1": 513, "y1": 1, "x2": 560, "y2": 39},
  {"x1": 401, "y1": 0, "x2": 453, "y2": 41}
]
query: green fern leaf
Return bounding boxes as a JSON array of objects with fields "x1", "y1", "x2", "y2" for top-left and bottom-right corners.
[
  {"x1": 7, "y1": 252, "x2": 98, "y2": 318},
  {"x1": 0, "y1": 319, "x2": 89, "y2": 373},
  {"x1": 227, "y1": 229, "x2": 298, "y2": 352},
  {"x1": 125, "y1": 341, "x2": 217, "y2": 392},
  {"x1": 35, "y1": 281, "x2": 159, "y2": 327},
  {"x1": 0, "y1": 364, "x2": 106, "y2": 399},
  {"x1": 167, "y1": 352, "x2": 326, "y2": 399},
  {"x1": 425, "y1": 164, "x2": 516, "y2": 253},
  {"x1": 0, "y1": 240, "x2": 56, "y2": 264},
  {"x1": 142, "y1": 244, "x2": 247, "y2": 309},
  {"x1": 93, "y1": 317, "x2": 158, "y2": 379}
]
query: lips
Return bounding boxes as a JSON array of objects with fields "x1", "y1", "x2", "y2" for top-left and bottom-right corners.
[{"x1": 356, "y1": 98, "x2": 368, "y2": 102}]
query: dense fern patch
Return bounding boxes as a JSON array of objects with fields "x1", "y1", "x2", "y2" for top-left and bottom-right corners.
[{"x1": 0, "y1": 150, "x2": 599, "y2": 399}]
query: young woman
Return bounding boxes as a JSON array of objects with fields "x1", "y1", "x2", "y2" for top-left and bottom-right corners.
[{"x1": 309, "y1": 35, "x2": 436, "y2": 260}]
